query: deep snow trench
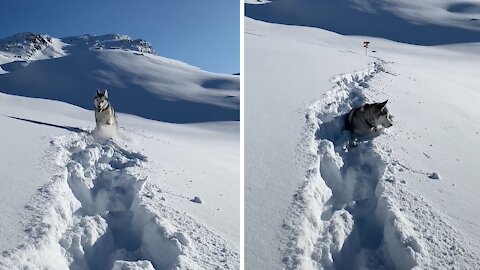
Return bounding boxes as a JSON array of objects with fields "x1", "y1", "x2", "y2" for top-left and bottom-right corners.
[
  {"x1": 281, "y1": 61, "x2": 424, "y2": 269},
  {"x1": 280, "y1": 58, "x2": 480, "y2": 270},
  {"x1": 1, "y1": 132, "x2": 239, "y2": 270},
  {"x1": 60, "y1": 136, "x2": 163, "y2": 270},
  {"x1": 313, "y1": 62, "x2": 388, "y2": 269}
]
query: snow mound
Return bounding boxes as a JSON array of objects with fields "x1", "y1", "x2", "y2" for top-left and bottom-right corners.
[{"x1": 0, "y1": 132, "x2": 239, "y2": 269}]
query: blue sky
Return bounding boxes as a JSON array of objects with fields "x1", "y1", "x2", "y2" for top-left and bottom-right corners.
[{"x1": 0, "y1": 0, "x2": 240, "y2": 74}]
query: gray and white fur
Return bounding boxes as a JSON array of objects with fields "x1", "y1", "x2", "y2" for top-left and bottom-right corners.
[
  {"x1": 94, "y1": 89, "x2": 118, "y2": 129},
  {"x1": 345, "y1": 100, "x2": 393, "y2": 136}
]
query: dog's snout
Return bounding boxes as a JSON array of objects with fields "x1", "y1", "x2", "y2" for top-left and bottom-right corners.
[
  {"x1": 386, "y1": 117, "x2": 393, "y2": 127},
  {"x1": 381, "y1": 114, "x2": 393, "y2": 128}
]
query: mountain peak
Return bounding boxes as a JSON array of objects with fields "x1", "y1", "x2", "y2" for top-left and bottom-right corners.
[
  {"x1": 61, "y1": 33, "x2": 157, "y2": 55},
  {"x1": 0, "y1": 32, "x2": 63, "y2": 60}
]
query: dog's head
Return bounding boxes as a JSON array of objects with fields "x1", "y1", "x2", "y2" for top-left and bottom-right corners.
[
  {"x1": 94, "y1": 89, "x2": 109, "y2": 111},
  {"x1": 376, "y1": 100, "x2": 393, "y2": 128}
]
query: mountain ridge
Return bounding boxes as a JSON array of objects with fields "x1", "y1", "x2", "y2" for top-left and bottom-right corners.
[{"x1": 0, "y1": 32, "x2": 157, "y2": 64}]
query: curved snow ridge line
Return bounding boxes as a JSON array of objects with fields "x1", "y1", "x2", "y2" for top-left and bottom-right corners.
[
  {"x1": 0, "y1": 133, "x2": 238, "y2": 270},
  {"x1": 282, "y1": 61, "x2": 426, "y2": 270}
]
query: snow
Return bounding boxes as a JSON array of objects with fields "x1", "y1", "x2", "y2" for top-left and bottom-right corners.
[
  {"x1": 62, "y1": 34, "x2": 157, "y2": 55},
  {"x1": 112, "y1": 260, "x2": 155, "y2": 270},
  {"x1": 0, "y1": 33, "x2": 238, "y2": 269},
  {"x1": 244, "y1": 18, "x2": 369, "y2": 269},
  {"x1": 245, "y1": 1, "x2": 480, "y2": 267},
  {"x1": 245, "y1": 0, "x2": 480, "y2": 45},
  {"x1": 0, "y1": 95, "x2": 239, "y2": 270},
  {"x1": 0, "y1": 33, "x2": 66, "y2": 62}
]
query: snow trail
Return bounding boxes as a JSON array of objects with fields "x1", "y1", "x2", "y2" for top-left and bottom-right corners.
[
  {"x1": 282, "y1": 60, "x2": 480, "y2": 270},
  {"x1": 281, "y1": 61, "x2": 416, "y2": 269},
  {"x1": 1, "y1": 132, "x2": 238, "y2": 270}
]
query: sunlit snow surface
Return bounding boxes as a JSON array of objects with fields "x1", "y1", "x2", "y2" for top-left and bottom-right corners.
[
  {"x1": 0, "y1": 33, "x2": 239, "y2": 269},
  {"x1": 245, "y1": 1, "x2": 480, "y2": 268}
]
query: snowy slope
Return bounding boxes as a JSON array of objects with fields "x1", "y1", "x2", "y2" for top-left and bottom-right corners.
[
  {"x1": 0, "y1": 33, "x2": 239, "y2": 123},
  {"x1": 246, "y1": 0, "x2": 480, "y2": 45},
  {"x1": 0, "y1": 33, "x2": 239, "y2": 269},
  {"x1": 0, "y1": 93, "x2": 239, "y2": 269},
  {"x1": 245, "y1": 4, "x2": 480, "y2": 269}
]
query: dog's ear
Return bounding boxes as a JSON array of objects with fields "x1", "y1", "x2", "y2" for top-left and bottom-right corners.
[
  {"x1": 104, "y1": 89, "x2": 108, "y2": 98},
  {"x1": 96, "y1": 89, "x2": 101, "y2": 95},
  {"x1": 378, "y1": 100, "x2": 388, "y2": 109}
]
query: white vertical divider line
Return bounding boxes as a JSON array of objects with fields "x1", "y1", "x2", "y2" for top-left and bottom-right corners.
[{"x1": 239, "y1": 1, "x2": 245, "y2": 270}]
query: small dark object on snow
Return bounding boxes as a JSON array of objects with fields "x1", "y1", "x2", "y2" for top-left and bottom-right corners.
[{"x1": 191, "y1": 196, "x2": 203, "y2": 204}]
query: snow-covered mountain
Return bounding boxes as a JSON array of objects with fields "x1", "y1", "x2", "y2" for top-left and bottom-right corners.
[
  {"x1": 0, "y1": 33, "x2": 239, "y2": 123},
  {"x1": 0, "y1": 33, "x2": 65, "y2": 61},
  {"x1": 245, "y1": 1, "x2": 480, "y2": 269},
  {"x1": 0, "y1": 33, "x2": 239, "y2": 269},
  {"x1": 0, "y1": 32, "x2": 155, "y2": 64}
]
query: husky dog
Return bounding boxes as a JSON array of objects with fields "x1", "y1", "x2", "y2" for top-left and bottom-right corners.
[
  {"x1": 345, "y1": 100, "x2": 393, "y2": 136},
  {"x1": 94, "y1": 89, "x2": 118, "y2": 130}
]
